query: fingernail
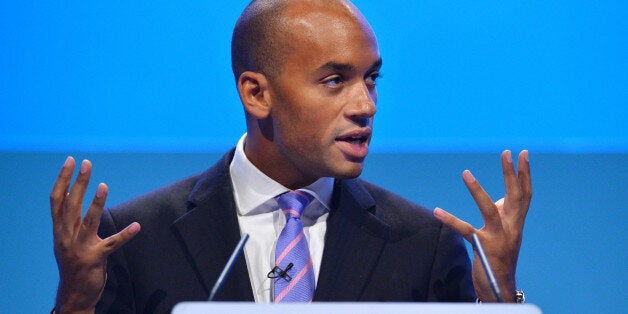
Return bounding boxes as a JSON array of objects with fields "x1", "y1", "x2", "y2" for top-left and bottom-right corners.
[
  {"x1": 96, "y1": 183, "x2": 105, "y2": 198},
  {"x1": 505, "y1": 150, "x2": 512, "y2": 163},
  {"x1": 64, "y1": 156, "x2": 72, "y2": 168},
  {"x1": 128, "y1": 223, "x2": 140, "y2": 233},
  {"x1": 463, "y1": 170, "x2": 476, "y2": 183},
  {"x1": 434, "y1": 207, "x2": 446, "y2": 219},
  {"x1": 80, "y1": 160, "x2": 89, "y2": 174},
  {"x1": 523, "y1": 150, "x2": 529, "y2": 162}
]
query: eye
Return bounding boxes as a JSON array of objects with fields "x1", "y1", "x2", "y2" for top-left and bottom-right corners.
[
  {"x1": 322, "y1": 75, "x2": 343, "y2": 88},
  {"x1": 365, "y1": 71, "x2": 381, "y2": 87}
]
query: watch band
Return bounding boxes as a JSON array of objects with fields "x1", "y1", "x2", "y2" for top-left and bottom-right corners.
[{"x1": 476, "y1": 289, "x2": 525, "y2": 304}]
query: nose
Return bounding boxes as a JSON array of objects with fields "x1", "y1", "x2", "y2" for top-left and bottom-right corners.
[{"x1": 346, "y1": 82, "x2": 377, "y2": 126}]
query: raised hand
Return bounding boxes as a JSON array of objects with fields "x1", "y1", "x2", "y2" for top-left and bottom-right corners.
[
  {"x1": 50, "y1": 157, "x2": 140, "y2": 313},
  {"x1": 433, "y1": 150, "x2": 532, "y2": 302}
]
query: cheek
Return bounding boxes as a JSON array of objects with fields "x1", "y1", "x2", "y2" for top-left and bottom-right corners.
[
  {"x1": 287, "y1": 120, "x2": 328, "y2": 150},
  {"x1": 274, "y1": 88, "x2": 344, "y2": 153},
  {"x1": 301, "y1": 109, "x2": 343, "y2": 145},
  {"x1": 279, "y1": 113, "x2": 339, "y2": 164},
  {"x1": 274, "y1": 109, "x2": 320, "y2": 150}
]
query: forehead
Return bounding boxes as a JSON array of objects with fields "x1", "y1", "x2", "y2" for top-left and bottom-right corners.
[{"x1": 280, "y1": 2, "x2": 379, "y2": 69}]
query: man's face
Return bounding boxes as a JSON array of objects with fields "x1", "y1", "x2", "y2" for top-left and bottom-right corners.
[{"x1": 262, "y1": 4, "x2": 381, "y2": 186}]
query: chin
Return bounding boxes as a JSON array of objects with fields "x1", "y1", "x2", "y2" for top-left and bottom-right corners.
[{"x1": 331, "y1": 164, "x2": 364, "y2": 179}]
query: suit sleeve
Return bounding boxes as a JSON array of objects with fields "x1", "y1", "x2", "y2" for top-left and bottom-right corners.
[
  {"x1": 426, "y1": 223, "x2": 476, "y2": 302},
  {"x1": 95, "y1": 209, "x2": 136, "y2": 314}
]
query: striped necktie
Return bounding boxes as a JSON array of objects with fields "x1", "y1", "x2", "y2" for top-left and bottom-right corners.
[{"x1": 273, "y1": 190, "x2": 315, "y2": 302}]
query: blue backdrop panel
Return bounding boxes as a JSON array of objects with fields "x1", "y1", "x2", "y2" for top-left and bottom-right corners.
[
  {"x1": 1, "y1": 1, "x2": 626, "y2": 152},
  {"x1": 0, "y1": 152, "x2": 626, "y2": 313}
]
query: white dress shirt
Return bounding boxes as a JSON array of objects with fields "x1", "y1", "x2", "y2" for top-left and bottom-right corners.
[{"x1": 229, "y1": 133, "x2": 334, "y2": 302}]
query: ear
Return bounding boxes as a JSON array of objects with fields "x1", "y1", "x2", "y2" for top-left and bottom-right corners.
[{"x1": 237, "y1": 71, "x2": 272, "y2": 119}]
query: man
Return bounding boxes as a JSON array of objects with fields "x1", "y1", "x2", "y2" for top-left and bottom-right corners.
[{"x1": 50, "y1": 0, "x2": 531, "y2": 313}]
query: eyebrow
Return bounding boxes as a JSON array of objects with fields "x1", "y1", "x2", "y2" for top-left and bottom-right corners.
[{"x1": 318, "y1": 57, "x2": 383, "y2": 73}]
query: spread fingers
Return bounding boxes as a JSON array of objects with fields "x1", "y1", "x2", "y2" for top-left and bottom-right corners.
[
  {"x1": 433, "y1": 207, "x2": 476, "y2": 242},
  {"x1": 77, "y1": 183, "x2": 108, "y2": 243}
]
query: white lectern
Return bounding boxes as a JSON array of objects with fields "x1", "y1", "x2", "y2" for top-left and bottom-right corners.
[{"x1": 173, "y1": 302, "x2": 542, "y2": 314}]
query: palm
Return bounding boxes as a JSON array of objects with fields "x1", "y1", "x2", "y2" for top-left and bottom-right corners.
[
  {"x1": 50, "y1": 157, "x2": 140, "y2": 312},
  {"x1": 434, "y1": 150, "x2": 532, "y2": 302}
]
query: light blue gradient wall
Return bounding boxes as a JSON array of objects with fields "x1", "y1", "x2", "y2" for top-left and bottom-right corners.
[
  {"x1": 1, "y1": 1, "x2": 626, "y2": 313},
  {"x1": 1, "y1": 152, "x2": 626, "y2": 313},
  {"x1": 2, "y1": 1, "x2": 626, "y2": 152}
]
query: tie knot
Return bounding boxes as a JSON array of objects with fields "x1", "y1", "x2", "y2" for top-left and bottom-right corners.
[{"x1": 277, "y1": 190, "x2": 314, "y2": 219}]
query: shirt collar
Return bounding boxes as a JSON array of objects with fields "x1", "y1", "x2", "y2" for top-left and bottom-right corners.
[{"x1": 229, "y1": 133, "x2": 334, "y2": 220}]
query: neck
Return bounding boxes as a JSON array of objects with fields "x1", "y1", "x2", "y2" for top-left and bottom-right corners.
[{"x1": 243, "y1": 132, "x2": 318, "y2": 190}]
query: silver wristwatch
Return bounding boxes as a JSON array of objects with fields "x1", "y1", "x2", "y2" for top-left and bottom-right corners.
[{"x1": 515, "y1": 289, "x2": 526, "y2": 304}]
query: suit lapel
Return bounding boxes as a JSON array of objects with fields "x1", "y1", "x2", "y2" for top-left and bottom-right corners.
[
  {"x1": 170, "y1": 151, "x2": 390, "y2": 302},
  {"x1": 171, "y1": 151, "x2": 254, "y2": 301},
  {"x1": 314, "y1": 179, "x2": 391, "y2": 301}
]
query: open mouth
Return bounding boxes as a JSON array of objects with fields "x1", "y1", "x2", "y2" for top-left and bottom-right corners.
[
  {"x1": 335, "y1": 129, "x2": 371, "y2": 159},
  {"x1": 336, "y1": 135, "x2": 368, "y2": 145}
]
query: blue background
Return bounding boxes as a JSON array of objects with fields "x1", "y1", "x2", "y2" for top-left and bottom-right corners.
[{"x1": 1, "y1": 1, "x2": 626, "y2": 313}]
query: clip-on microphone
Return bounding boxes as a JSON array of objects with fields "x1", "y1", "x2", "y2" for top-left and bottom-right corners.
[{"x1": 267, "y1": 262, "x2": 294, "y2": 282}]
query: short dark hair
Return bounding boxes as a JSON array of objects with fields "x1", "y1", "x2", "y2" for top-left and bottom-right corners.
[{"x1": 231, "y1": 0, "x2": 290, "y2": 82}]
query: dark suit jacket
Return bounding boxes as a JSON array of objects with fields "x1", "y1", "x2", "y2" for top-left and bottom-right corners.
[{"x1": 97, "y1": 150, "x2": 475, "y2": 313}]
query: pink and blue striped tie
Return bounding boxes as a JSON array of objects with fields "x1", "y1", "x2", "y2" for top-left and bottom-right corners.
[{"x1": 274, "y1": 190, "x2": 315, "y2": 302}]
